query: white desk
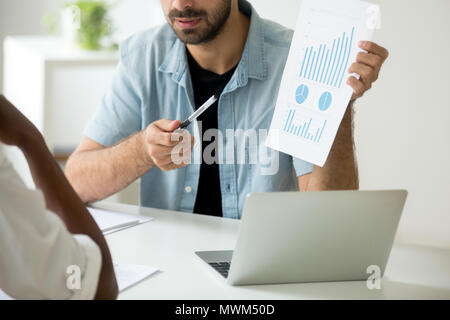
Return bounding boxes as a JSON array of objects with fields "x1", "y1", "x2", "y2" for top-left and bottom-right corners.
[{"x1": 96, "y1": 202, "x2": 450, "y2": 300}]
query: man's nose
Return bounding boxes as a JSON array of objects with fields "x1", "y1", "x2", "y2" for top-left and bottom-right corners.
[{"x1": 171, "y1": 0, "x2": 194, "y2": 11}]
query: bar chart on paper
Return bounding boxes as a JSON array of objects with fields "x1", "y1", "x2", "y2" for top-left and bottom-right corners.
[
  {"x1": 267, "y1": 0, "x2": 377, "y2": 166},
  {"x1": 299, "y1": 27, "x2": 355, "y2": 89},
  {"x1": 283, "y1": 109, "x2": 327, "y2": 144}
]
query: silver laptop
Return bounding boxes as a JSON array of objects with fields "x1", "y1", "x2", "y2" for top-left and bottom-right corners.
[{"x1": 195, "y1": 190, "x2": 407, "y2": 286}]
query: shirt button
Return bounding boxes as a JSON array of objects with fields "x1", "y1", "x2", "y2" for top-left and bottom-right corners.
[{"x1": 185, "y1": 186, "x2": 192, "y2": 193}]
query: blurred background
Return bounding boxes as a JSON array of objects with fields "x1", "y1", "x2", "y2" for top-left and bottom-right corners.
[{"x1": 0, "y1": 0, "x2": 449, "y2": 249}]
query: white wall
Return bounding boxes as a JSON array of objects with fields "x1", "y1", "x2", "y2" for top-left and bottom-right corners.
[
  {"x1": 0, "y1": 0, "x2": 61, "y2": 91},
  {"x1": 1, "y1": 0, "x2": 449, "y2": 248},
  {"x1": 355, "y1": 0, "x2": 450, "y2": 249}
]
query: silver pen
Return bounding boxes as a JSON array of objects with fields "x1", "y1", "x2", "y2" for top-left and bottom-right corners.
[{"x1": 175, "y1": 95, "x2": 217, "y2": 131}]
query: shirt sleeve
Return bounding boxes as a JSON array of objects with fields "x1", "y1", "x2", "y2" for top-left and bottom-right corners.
[
  {"x1": 83, "y1": 46, "x2": 142, "y2": 147},
  {"x1": 69, "y1": 235, "x2": 102, "y2": 300},
  {"x1": 0, "y1": 152, "x2": 102, "y2": 300},
  {"x1": 293, "y1": 157, "x2": 314, "y2": 177}
]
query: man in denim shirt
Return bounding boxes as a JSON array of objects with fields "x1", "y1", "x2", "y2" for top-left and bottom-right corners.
[{"x1": 66, "y1": 0, "x2": 388, "y2": 219}]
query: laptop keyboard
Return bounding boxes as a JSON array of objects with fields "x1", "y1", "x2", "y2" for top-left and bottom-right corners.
[{"x1": 208, "y1": 262, "x2": 231, "y2": 278}]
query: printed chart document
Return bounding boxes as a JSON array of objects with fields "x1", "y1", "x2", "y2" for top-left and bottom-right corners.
[
  {"x1": 267, "y1": 0, "x2": 379, "y2": 166},
  {"x1": 88, "y1": 207, "x2": 153, "y2": 235}
]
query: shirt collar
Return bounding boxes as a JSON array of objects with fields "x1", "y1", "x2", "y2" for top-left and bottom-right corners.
[{"x1": 159, "y1": 0, "x2": 267, "y2": 87}]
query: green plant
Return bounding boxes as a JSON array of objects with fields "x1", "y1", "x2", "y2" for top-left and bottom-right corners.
[
  {"x1": 42, "y1": 13, "x2": 59, "y2": 35},
  {"x1": 72, "y1": 0, "x2": 113, "y2": 50}
]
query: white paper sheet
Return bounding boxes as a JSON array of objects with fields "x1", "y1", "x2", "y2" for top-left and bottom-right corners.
[
  {"x1": 0, "y1": 262, "x2": 160, "y2": 299},
  {"x1": 114, "y1": 262, "x2": 159, "y2": 292},
  {"x1": 266, "y1": 0, "x2": 378, "y2": 166},
  {"x1": 88, "y1": 207, "x2": 153, "y2": 235},
  {"x1": 0, "y1": 289, "x2": 13, "y2": 300}
]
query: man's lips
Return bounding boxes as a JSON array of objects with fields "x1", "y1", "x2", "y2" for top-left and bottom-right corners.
[{"x1": 174, "y1": 18, "x2": 201, "y2": 29}]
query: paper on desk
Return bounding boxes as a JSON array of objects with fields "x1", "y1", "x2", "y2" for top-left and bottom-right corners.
[
  {"x1": 114, "y1": 262, "x2": 159, "y2": 292},
  {"x1": 88, "y1": 207, "x2": 153, "y2": 235},
  {"x1": 0, "y1": 262, "x2": 159, "y2": 298},
  {"x1": 266, "y1": 0, "x2": 378, "y2": 166},
  {"x1": 0, "y1": 289, "x2": 13, "y2": 300}
]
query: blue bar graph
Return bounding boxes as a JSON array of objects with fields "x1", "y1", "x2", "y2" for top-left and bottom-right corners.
[
  {"x1": 299, "y1": 48, "x2": 309, "y2": 78},
  {"x1": 299, "y1": 27, "x2": 355, "y2": 88},
  {"x1": 322, "y1": 40, "x2": 335, "y2": 83},
  {"x1": 312, "y1": 44, "x2": 323, "y2": 80},
  {"x1": 330, "y1": 33, "x2": 346, "y2": 86},
  {"x1": 283, "y1": 110, "x2": 328, "y2": 143},
  {"x1": 307, "y1": 51, "x2": 316, "y2": 79},
  {"x1": 326, "y1": 37, "x2": 341, "y2": 86},
  {"x1": 315, "y1": 44, "x2": 326, "y2": 82},
  {"x1": 338, "y1": 27, "x2": 355, "y2": 88}
]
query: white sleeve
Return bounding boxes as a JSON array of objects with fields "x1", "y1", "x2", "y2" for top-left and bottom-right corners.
[
  {"x1": 69, "y1": 235, "x2": 102, "y2": 300},
  {"x1": 0, "y1": 149, "x2": 102, "y2": 300}
]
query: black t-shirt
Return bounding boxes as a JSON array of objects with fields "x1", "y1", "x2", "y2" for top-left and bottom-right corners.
[{"x1": 186, "y1": 49, "x2": 237, "y2": 217}]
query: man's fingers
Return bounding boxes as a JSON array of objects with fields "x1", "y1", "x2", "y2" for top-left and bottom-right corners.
[
  {"x1": 156, "y1": 157, "x2": 189, "y2": 171},
  {"x1": 144, "y1": 119, "x2": 195, "y2": 170},
  {"x1": 356, "y1": 51, "x2": 383, "y2": 69},
  {"x1": 149, "y1": 142, "x2": 192, "y2": 159},
  {"x1": 347, "y1": 76, "x2": 366, "y2": 98},
  {"x1": 168, "y1": 130, "x2": 195, "y2": 149},
  {"x1": 148, "y1": 144, "x2": 173, "y2": 158},
  {"x1": 153, "y1": 119, "x2": 181, "y2": 132},
  {"x1": 348, "y1": 62, "x2": 377, "y2": 83},
  {"x1": 149, "y1": 127, "x2": 187, "y2": 147},
  {"x1": 148, "y1": 121, "x2": 194, "y2": 147},
  {"x1": 154, "y1": 140, "x2": 193, "y2": 169},
  {"x1": 358, "y1": 41, "x2": 389, "y2": 61},
  {"x1": 152, "y1": 154, "x2": 177, "y2": 168},
  {"x1": 147, "y1": 130, "x2": 178, "y2": 147}
]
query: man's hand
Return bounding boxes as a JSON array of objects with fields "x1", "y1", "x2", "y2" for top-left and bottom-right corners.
[
  {"x1": 0, "y1": 94, "x2": 43, "y2": 148},
  {"x1": 142, "y1": 119, "x2": 195, "y2": 172},
  {"x1": 66, "y1": 118, "x2": 196, "y2": 203},
  {"x1": 347, "y1": 41, "x2": 389, "y2": 101}
]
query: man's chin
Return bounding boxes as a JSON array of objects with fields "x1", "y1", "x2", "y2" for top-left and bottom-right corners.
[{"x1": 174, "y1": 30, "x2": 206, "y2": 45}]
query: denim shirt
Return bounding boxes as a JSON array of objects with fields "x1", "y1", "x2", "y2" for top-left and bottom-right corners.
[{"x1": 84, "y1": 0, "x2": 313, "y2": 219}]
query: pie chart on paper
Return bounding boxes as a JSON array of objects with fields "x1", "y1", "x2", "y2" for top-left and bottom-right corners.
[
  {"x1": 319, "y1": 91, "x2": 332, "y2": 111},
  {"x1": 295, "y1": 84, "x2": 309, "y2": 104}
]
